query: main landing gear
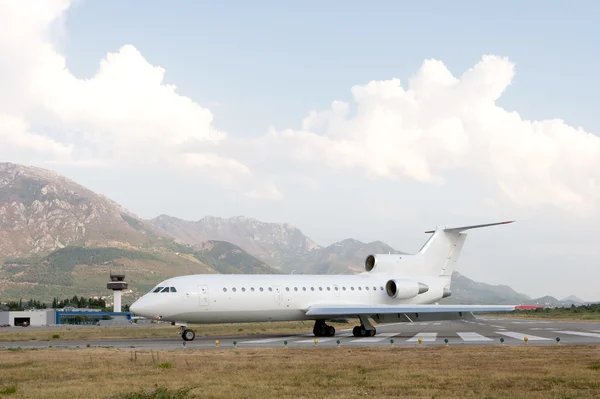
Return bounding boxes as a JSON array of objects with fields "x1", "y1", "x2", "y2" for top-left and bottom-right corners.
[
  {"x1": 352, "y1": 315, "x2": 376, "y2": 337},
  {"x1": 179, "y1": 325, "x2": 196, "y2": 341},
  {"x1": 313, "y1": 320, "x2": 336, "y2": 337}
]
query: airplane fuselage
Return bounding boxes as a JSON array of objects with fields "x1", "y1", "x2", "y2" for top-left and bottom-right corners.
[{"x1": 133, "y1": 273, "x2": 447, "y2": 324}]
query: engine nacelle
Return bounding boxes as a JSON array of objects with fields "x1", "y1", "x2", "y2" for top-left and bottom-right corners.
[
  {"x1": 385, "y1": 279, "x2": 429, "y2": 299},
  {"x1": 364, "y1": 254, "x2": 403, "y2": 272}
]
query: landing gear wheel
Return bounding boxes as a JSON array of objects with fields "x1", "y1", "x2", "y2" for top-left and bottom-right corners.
[
  {"x1": 182, "y1": 329, "x2": 195, "y2": 341},
  {"x1": 326, "y1": 326, "x2": 335, "y2": 337},
  {"x1": 352, "y1": 325, "x2": 376, "y2": 337}
]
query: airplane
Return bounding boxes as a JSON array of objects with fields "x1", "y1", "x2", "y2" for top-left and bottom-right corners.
[{"x1": 130, "y1": 221, "x2": 519, "y2": 341}]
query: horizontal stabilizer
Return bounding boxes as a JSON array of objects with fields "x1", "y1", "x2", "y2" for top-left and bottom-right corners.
[
  {"x1": 306, "y1": 303, "x2": 516, "y2": 317},
  {"x1": 424, "y1": 221, "x2": 514, "y2": 234}
]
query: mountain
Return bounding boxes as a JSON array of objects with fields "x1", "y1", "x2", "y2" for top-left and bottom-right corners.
[
  {"x1": 149, "y1": 214, "x2": 320, "y2": 262},
  {"x1": 0, "y1": 162, "x2": 163, "y2": 258},
  {"x1": 0, "y1": 162, "x2": 579, "y2": 307},
  {"x1": 280, "y1": 238, "x2": 405, "y2": 274},
  {"x1": 440, "y1": 272, "x2": 531, "y2": 305},
  {"x1": 193, "y1": 240, "x2": 280, "y2": 274},
  {"x1": 561, "y1": 295, "x2": 585, "y2": 304},
  {"x1": 0, "y1": 163, "x2": 279, "y2": 301}
]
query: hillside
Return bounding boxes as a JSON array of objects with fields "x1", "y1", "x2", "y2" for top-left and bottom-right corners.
[
  {"x1": 280, "y1": 238, "x2": 405, "y2": 274},
  {"x1": 0, "y1": 162, "x2": 584, "y2": 306},
  {"x1": 150, "y1": 214, "x2": 320, "y2": 262},
  {"x1": 0, "y1": 164, "x2": 282, "y2": 301},
  {"x1": 193, "y1": 240, "x2": 280, "y2": 274},
  {"x1": 0, "y1": 162, "x2": 164, "y2": 258},
  {"x1": 440, "y1": 272, "x2": 531, "y2": 305}
]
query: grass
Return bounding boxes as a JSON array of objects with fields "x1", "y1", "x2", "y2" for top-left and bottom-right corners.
[
  {"x1": 0, "y1": 320, "x2": 350, "y2": 342},
  {"x1": 0, "y1": 346, "x2": 600, "y2": 398}
]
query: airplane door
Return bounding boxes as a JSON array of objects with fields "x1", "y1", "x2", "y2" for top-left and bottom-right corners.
[
  {"x1": 274, "y1": 286, "x2": 282, "y2": 305},
  {"x1": 198, "y1": 285, "x2": 209, "y2": 307}
]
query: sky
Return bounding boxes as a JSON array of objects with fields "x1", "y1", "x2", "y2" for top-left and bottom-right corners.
[{"x1": 1, "y1": 0, "x2": 599, "y2": 300}]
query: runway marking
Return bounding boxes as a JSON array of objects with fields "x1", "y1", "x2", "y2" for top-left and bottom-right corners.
[
  {"x1": 295, "y1": 338, "x2": 335, "y2": 343},
  {"x1": 553, "y1": 331, "x2": 600, "y2": 339},
  {"x1": 349, "y1": 333, "x2": 399, "y2": 343},
  {"x1": 433, "y1": 323, "x2": 441, "y2": 325},
  {"x1": 239, "y1": 338, "x2": 290, "y2": 344},
  {"x1": 457, "y1": 332, "x2": 493, "y2": 341},
  {"x1": 488, "y1": 325, "x2": 506, "y2": 328},
  {"x1": 407, "y1": 332, "x2": 437, "y2": 342},
  {"x1": 496, "y1": 331, "x2": 552, "y2": 341}
]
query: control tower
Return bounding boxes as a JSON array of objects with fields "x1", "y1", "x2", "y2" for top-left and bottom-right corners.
[{"x1": 107, "y1": 273, "x2": 128, "y2": 312}]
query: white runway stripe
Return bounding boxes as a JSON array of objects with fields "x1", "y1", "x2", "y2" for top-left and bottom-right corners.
[
  {"x1": 407, "y1": 332, "x2": 437, "y2": 342},
  {"x1": 457, "y1": 332, "x2": 493, "y2": 341},
  {"x1": 295, "y1": 338, "x2": 335, "y2": 343},
  {"x1": 240, "y1": 337, "x2": 290, "y2": 344},
  {"x1": 496, "y1": 331, "x2": 552, "y2": 341},
  {"x1": 349, "y1": 333, "x2": 399, "y2": 343},
  {"x1": 553, "y1": 331, "x2": 600, "y2": 339}
]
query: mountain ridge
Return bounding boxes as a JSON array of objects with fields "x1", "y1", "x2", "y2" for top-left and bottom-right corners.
[{"x1": 0, "y1": 162, "x2": 587, "y2": 305}]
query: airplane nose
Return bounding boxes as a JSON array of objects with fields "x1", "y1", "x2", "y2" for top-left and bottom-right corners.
[{"x1": 129, "y1": 299, "x2": 142, "y2": 315}]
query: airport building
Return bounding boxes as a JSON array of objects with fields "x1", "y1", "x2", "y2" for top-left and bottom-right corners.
[{"x1": 0, "y1": 308, "x2": 132, "y2": 327}]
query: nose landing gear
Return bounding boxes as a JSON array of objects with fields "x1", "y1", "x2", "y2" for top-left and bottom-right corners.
[{"x1": 179, "y1": 325, "x2": 196, "y2": 341}]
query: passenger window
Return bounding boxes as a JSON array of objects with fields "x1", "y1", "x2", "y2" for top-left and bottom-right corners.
[
  {"x1": 351, "y1": 287, "x2": 354, "y2": 291},
  {"x1": 342, "y1": 287, "x2": 346, "y2": 291},
  {"x1": 269, "y1": 287, "x2": 273, "y2": 291},
  {"x1": 365, "y1": 286, "x2": 369, "y2": 291},
  {"x1": 233, "y1": 288, "x2": 237, "y2": 292},
  {"x1": 358, "y1": 287, "x2": 362, "y2": 290},
  {"x1": 153, "y1": 287, "x2": 163, "y2": 293},
  {"x1": 223, "y1": 288, "x2": 227, "y2": 292},
  {"x1": 380, "y1": 287, "x2": 384, "y2": 290},
  {"x1": 251, "y1": 287, "x2": 255, "y2": 292},
  {"x1": 260, "y1": 287, "x2": 264, "y2": 292},
  {"x1": 242, "y1": 288, "x2": 246, "y2": 292},
  {"x1": 311, "y1": 287, "x2": 315, "y2": 291},
  {"x1": 373, "y1": 286, "x2": 376, "y2": 291},
  {"x1": 294, "y1": 287, "x2": 298, "y2": 291},
  {"x1": 318, "y1": 287, "x2": 322, "y2": 291},
  {"x1": 327, "y1": 287, "x2": 331, "y2": 291},
  {"x1": 302, "y1": 287, "x2": 306, "y2": 291},
  {"x1": 170, "y1": 287, "x2": 177, "y2": 293},
  {"x1": 286, "y1": 287, "x2": 290, "y2": 291}
]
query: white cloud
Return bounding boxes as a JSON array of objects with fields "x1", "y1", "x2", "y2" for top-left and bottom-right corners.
[
  {"x1": 265, "y1": 56, "x2": 600, "y2": 213},
  {"x1": 0, "y1": 0, "x2": 257, "y2": 189},
  {"x1": 245, "y1": 181, "x2": 283, "y2": 201},
  {"x1": 1, "y1": 1, "x2": 599, "y2": 212}
]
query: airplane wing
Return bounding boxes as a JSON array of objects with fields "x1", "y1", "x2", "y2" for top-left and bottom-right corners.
[{"x1": 305, "y1": 304, "x2": 517, "y2": 318}]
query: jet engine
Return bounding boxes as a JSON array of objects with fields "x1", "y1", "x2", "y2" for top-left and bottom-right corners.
[
  {"x1": 385, "y1": 279, "x2": 429, "y2": 299},
  {"x1": 364, "y1": 254, "x2": 402, "y2": 272}
]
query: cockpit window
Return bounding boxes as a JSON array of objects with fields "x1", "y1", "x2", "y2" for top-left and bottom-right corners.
[
  {"x1": 161, "y1": 287, "x2": 170, "y2": 293},
  {"x1": 153, "y1": 287, "x2": 164, "y2": 293},
  {"x1": 170, "y1": 287, "x2": 177, "y2": 293}
]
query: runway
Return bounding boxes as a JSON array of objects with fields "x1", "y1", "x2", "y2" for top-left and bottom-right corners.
[{"x1": 2, "y1": 317, "x2": 600, "y2": 350}]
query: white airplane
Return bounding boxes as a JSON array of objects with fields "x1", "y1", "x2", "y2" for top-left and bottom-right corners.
[{"x1": 130, "y1": 221, "x2": 519, "y2": 341}]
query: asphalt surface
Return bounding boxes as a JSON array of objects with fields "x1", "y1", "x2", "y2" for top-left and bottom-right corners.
[{"x1": 2, "y1": 317, "x2": 600, "y2": 350}]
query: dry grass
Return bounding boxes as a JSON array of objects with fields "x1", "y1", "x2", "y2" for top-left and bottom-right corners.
[
  {"x1": 0, "y1": 320, "x2": 350, "y2": 342},
  {"x1": 1, "y1": 345, "x2": 600, "y2": 398}
]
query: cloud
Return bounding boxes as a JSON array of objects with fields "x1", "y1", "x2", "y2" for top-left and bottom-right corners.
[
  {"x1": 1, "y1": 1, "x2": 599, "y2": 212},
  {"x1": 245, "y1": 181, "x2": 283, "y2": 201},
  {"x1": 265, "y1": 56, "x2": 600, "y2": 213},
  {"x1": 0, "y1": 0, "x2": 256, "y2": 188}
]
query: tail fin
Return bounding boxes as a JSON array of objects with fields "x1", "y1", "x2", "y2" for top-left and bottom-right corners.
[{"x1": 417, "y1": 221, "x2": 514, "y2": 277}]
